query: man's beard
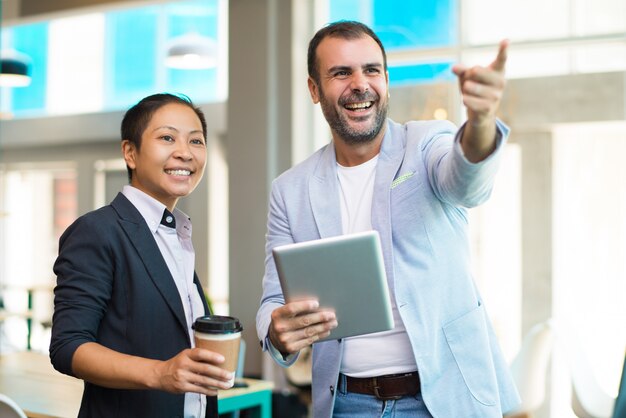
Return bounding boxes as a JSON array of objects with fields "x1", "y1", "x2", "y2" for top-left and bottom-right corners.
[{"x1": 318, "y1": 89, "x2": 388, "y2": 145}]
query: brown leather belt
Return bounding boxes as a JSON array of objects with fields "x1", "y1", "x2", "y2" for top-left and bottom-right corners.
[{"x1": 344, "y1": 371, "x2": 420, "y2": 400}]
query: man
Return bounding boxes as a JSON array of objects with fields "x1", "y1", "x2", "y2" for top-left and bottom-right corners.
[{"x1": 256, "y1": 21, "x2": 520, "y2": 417}]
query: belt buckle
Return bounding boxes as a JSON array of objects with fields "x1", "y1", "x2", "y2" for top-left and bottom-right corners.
[{"x1": 372, "y1": 376, "x2": 403, "y2": 401}]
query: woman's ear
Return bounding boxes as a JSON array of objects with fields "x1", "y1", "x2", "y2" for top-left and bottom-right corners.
[{"x1": 121, "y1": 140, "x2": 137, "y2": 171}]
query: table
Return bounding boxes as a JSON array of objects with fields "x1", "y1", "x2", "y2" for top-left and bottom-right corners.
[
  {"x1": 1, "y1": 284, "x2": 54, "y2": 350},
  {"x1": 0, "y1": 351, "x2": 82, "y2": 418},
  {"x1": 0, "y1": 351, "x2": 273, "y2": 418},
  {"x1": 218, "y1": 379, "x2": 273, "y2": 418}
]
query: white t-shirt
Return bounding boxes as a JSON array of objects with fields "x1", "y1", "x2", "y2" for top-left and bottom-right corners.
[{"x1": 336, "y1": 156, "x2": 418, "y2": 377}]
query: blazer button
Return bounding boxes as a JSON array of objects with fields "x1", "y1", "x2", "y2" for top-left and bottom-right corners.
[{"x1": 330, "y1": 385, "x2": 335, "y2": 395}]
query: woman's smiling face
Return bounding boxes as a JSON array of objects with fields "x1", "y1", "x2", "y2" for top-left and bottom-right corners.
[{"x1": 122, "y1": 102, "x2": 207, "y2": 210}]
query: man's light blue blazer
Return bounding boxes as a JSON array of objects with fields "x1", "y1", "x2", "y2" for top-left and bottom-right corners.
[{"x1": 257, "y1": 119, "x2": 521, "y2": 418}]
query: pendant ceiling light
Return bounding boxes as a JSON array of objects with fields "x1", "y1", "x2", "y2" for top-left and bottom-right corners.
[
  {"x1": 165, "y1": 33, "x2": 218, "y2": 70},
  {"x1": 0, "y1": 50, "x2": 32, "y2": 88}
]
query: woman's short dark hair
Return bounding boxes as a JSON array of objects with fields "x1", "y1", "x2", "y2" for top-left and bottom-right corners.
[
  {"x1": 120, "y1": 93, "x2": 207, "y2": 180},
  {"x1": 307, "y1": 20, "x2": 388, "y2": 86}
]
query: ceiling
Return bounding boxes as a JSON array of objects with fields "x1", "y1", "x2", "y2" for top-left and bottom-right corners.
[{"x1": 2, "y1": 0, "x2": 154, "y2": 20}]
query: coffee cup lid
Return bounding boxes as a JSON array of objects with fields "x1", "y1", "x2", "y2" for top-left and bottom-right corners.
[{"x1": 193, "y1": 315, "x2": 243, "y2": 334}]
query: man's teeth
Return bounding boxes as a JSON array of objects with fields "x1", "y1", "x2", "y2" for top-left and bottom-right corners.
[
  {"x1": 166, "y1": 169, "x2": 191, "y2": 176},
  {"x1": 345, "y1": 101, "x2": 373, "y2": 110}
]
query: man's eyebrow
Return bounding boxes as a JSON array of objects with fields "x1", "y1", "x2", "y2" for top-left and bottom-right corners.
[
  {"x1": 327, "y1": 65, "x2": 352, "y2": 74},
  {"x1": 327, "y1": 63, "x2": 383, "y2": 73}
]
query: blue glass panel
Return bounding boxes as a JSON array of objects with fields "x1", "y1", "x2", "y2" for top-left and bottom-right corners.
[
  {"x1": 165, "y1": 0, "x2": 219, "y2": 103},
  {"x1": 373, "y1": 0, "x2": 457, "y2": 49},
  {"x1": 0, "y1": 27, "x2": 11, "y2": 116},
  {"x1": 167, "y1": 68, "x2": 217, "y2": 103},
  {"x1": 166, "y1": 0, "x2": 218, "y2": 39},
  {"x1": 388, "y1": 62, "x2": 454, "y2": 86},
  {"x1": 330, "y1": 0, "x2": 457, "y2": 50},
  {"x1": 10, "y1": 22, "x2": 48, "y2": 115},
  {"x1": 330, "y1": 0, "x2": 373, "y2": 24},
  {"x1": 105, "y1": 6, "x2": 159, "y2": 110}
]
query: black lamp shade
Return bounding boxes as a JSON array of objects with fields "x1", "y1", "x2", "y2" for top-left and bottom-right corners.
[
  {"x1": 1, "y1": 58, "x2": 30, "y2": 77},
  {"x1": 0, "y1": 55, "x2": 32, "y2": 87}
]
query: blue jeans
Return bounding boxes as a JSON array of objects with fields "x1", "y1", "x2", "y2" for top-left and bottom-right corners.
[{"x1": 332, "y1": 374, "x2": 433, "y2": 418}]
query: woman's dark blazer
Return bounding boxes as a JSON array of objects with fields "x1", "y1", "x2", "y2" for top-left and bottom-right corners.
[{"x1": 50, "y1": 193, "x2": 217, "y2": 418}]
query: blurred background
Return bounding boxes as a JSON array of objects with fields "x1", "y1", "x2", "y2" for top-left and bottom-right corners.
[{"x1": 0, "y1": 0, "x2": 625, "y2": 417}]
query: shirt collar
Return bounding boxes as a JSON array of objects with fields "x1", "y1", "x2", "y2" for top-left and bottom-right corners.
[{"x1": 121, "y1": 185, "x2": 192, "y2": 237}]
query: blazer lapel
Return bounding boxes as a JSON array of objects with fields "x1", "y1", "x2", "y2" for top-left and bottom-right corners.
[
  {"x1": 371, "y1": 121, "x2": 406, "y2": 292},
  {"x1": 194, "y1": 273, "x2": 210, "y2": 315},
  {"x1": 309, "y1": 144, "x2": 343, "y2": 239},
  {"x1": 111, "y1": 193, "x2": 189, "y2": 337}
]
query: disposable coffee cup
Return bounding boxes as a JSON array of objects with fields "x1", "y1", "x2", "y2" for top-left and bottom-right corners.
[{"x1": 193, "y1": 315, "x2": 243, "y2": 387}]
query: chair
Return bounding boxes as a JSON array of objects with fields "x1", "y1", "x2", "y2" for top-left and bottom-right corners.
[
  {"x1": 0, "y1": 393, "x2": 28, "y2": 418},
  {"x1": 613, "y1": 354, "x2": 626, "y2": 418},
  {"x1": 568, "y1": 344, "x2": 616, "y2": 418},
  {"x1": 284, "y1": 344, "x2": 312, "y2": 389},
  {"x1": 505, "y1": 321, "x2": 554, "y2": 418},
  {"x1": 553, "y1": 322, "x2": 616, "y2": 418}
]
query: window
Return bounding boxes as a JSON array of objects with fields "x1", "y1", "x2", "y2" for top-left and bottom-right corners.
[
  {"x1": 104, "y1": 6, "x2": 160, "y2": 109},
  {"x1": 47, "y1": 14, "x2": 105, "y2": 114},
  {"x1": 0, "y1": 164, "x2": 77, "y2": 351},
  {"x1": 329, "y1": 0, "x2": 457, "y2": 86},
  {"x1": 1, "y1": 22, "x2": 48, "y2": 116},
  {"x1": 0, "y1": 0, "x2": 227, "y2": 118},
  {"x1": 469, "y1": 144, "x2": 523, "y2": 360},
  {"x1": 551, "y1": 122, "x2": 626, "y2": 415},
  {"x1": 388, "y1": 62, "x2": 454, "y2": 86},
  {"x1": 330, "y1": 0, "x2": 457, "y2": 50},
  {"x1": 462, "y1": 0, "x2": 569, "y2": 45}
]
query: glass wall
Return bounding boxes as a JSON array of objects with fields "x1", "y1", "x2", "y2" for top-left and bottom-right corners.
[
  {"x1": 328, "y1": 0, "x2": 626, "y2": 81},
  {"x1": 551, "y1": 122, "x2": 626, "y2": 417},
  {"x1": 0, "y1": 0, "x2": 227, "y2": 118},
  {"x1": 329, "y1": 0, "x2": 456, "y2": 86},
  {"x1": 0, "y1": 22, "x2": 49, "y2": 116}
]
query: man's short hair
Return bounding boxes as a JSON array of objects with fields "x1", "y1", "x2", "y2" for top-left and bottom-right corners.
[
  {"x1": 307, "y1": 20, "x2": 388, "y2": 86},
  {"x1": 120, "y1": 93, "x2": 207, "y2": 180}
]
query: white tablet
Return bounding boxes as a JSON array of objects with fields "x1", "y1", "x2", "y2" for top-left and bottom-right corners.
[{"x1": 272, "y1": 230, "x2": 394, "y2": 342}]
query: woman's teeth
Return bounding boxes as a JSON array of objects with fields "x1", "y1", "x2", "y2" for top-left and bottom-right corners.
[{"x1": 165, "y1": 169, "x2": 191, "y2": 176}]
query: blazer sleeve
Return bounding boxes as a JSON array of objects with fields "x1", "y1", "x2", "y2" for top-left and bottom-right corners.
[
  {"x1": 418, "y1": 119, "x2": 510, "y2": 208},
  {"x1": 50, "y1": 212, "x2": 116, "y2": 377},
  {"x1": 256, "y1": 180, "x2": 299, "y2": 367}
]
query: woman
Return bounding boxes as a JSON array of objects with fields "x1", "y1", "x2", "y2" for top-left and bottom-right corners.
[{"x1": 50, "y1": 93, "x2": 231, "y2": 418}]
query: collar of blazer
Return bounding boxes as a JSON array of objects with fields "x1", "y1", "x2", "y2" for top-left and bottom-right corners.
[{"x1": 307, "y1": 119, "x2": 405, "y2": 243}]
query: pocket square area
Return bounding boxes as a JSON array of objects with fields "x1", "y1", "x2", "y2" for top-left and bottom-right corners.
[{"x1": 391, "y1": 172, "x2": 415, "y2": 189}]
